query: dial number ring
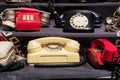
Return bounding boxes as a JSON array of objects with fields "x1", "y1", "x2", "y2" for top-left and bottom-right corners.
[{"x1": 70, "y1": 13, "x2": 89, "y2": 29}]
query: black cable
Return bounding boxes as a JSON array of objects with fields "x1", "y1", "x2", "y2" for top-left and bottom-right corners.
[
  {"x1": 111, "y1": 55, "x2": 120, "y2": 80},
  {"x1": 111, "y1": 66, "x2": 120, "y2": 80},
  {"x1": 48, "y1": 0, "x2": 56, "y2": 13},
  {"x1": 0, "y1": 61, "x2": 24, "y2": 72}
]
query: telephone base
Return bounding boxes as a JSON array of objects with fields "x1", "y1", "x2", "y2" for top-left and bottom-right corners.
[
  {"x1": 63, "y1": 29, "x2": 94, "y2": 33},
  {"x1": 27, "y1": 52, "x2": 80, "y2": 65},
  {"x1": 28, "y1": 64, "x2": 34, "y2": 66},
  {"x1": 28, "y1": 62, "x2": 81, "y2": 67}
]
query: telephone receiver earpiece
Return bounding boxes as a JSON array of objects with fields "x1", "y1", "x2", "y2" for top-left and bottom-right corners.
[
  {"x1": 64, "y1": 41, "x2": 80, "y2": 53},
  {"x1": 89, "y1": 11, "x2": 102, "y2": 24},
  {"x1": 27, "y1": 41, "x2": 42, "y2": 53}
]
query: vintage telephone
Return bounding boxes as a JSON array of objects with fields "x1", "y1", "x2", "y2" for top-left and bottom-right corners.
[
  {"x1": 0, "y1": 41, "x2": 15, "y2": 66},
  {"x1": 27, "y1": 37, "x2": 86, "y2": 67},
  {"x1": 106, "y1": 6, "x2": 120, "y2": 32},
  {"x1": 48, "y1": 0, "x2": 102, "y2": 32},
  {"x1": 87, "y1": 39, "x2": 119, "y2": 67},
  {"x1": 0, "y1": 7, "x2": 51, "y2": 31},
  {"x1": 0, "y1": 41, "x2": 24, "y2": 72}
]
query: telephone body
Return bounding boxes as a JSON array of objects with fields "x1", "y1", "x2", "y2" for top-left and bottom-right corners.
[
  {"x1": 0, "y1": 41, "x2": 16, "y2": 66},
  {"x1": 27, "y1": 37, "x2": 80, "y2": 66},
  {"x1": 0, "y1": 7, "x2": 50, "y2": 31},
  {"x1": 54, "y1": 10, "x2": 102, "y2": 32},
  {"x1": 48, "y1": 0, "x2": 102, "y2": 32},
  {"x1": 87, "y1": 39, "x2": 119, "y2": 67}
]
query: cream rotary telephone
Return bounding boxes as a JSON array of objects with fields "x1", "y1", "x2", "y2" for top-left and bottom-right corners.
[{"x1": 27, "y1": 37, "x2": 86, "y2": 67}]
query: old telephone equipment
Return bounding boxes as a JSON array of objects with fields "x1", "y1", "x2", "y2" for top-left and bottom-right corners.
[
  {"x1": 48, "y1": 0, "x2": 102, "y2": 32},
  {"x1": 0, "y1": 41, "x2": 15, "y2": 66},
  {"x1": 0, "y1": 7, "x2": 51, "y2": 31},
  {"x1": 0, "y1": 41, "x2": 24, "y2": 72},
  {"x1": 87, "y1": 39, "x2": 119, "y2": 67},
  {"x1": 27, "y1": 37, "x2": 86, "y2": 67},
  {"x1": 106, "y1": 6, "x2": 120, "y2": 32}
]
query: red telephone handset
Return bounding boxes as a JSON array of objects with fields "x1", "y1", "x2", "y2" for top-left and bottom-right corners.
[{"x1": 88, "y1": 39, "x2": 119, "y2": 67}]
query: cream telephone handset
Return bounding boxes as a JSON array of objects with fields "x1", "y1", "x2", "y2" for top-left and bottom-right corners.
[{"x1": 27, "y1": 37, "x2": 86, "y2": 67}]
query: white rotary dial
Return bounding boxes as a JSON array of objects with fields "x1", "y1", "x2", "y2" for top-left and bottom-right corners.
[{"x1": 70, "y1": 13, "x2": 89, "y2": 29}]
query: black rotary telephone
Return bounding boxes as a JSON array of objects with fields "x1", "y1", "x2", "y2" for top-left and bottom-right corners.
[{"x1": 48, "y1": 0, "x2": 102, "y2": 32}]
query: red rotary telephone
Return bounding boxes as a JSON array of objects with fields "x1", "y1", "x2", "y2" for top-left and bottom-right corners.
[
  {"x1": 0, "y1": 7, "x2": 50, "y2": 31},
  {"x1": 87, "y1": 39, "x2": 119, "y2": 67}
]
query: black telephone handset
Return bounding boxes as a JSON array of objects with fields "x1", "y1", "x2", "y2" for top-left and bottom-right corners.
[
  {"x1": 56, "y1": 10, "x2": 102, "y2": 25},
  {"x1": 48, "y1": 0, "x2": 102, "y2": 32}
]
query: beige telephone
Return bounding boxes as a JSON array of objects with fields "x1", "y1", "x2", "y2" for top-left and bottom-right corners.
[
  {"x1": 27, "y1": 37, "x2": 80, "y2": 66},
  {"x1": 0, "y1": 41, "x2": 15, "y2": 66}
]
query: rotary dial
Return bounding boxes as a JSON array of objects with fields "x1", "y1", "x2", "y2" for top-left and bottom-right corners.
[
  {"x1": 70, "y1": 13, "x2": 89, "y2": 29},
  {"x1": 44, "y1": 43, "x2": 62, "y2": 52}
]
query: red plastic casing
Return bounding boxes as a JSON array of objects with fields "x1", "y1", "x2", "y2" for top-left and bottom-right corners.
[
  {"x1": 15, "y1": 7, "x2": 41, "y2": 31},
  {"x1": 87, "y1": 39, "x2": 119, "y2": 67}
]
